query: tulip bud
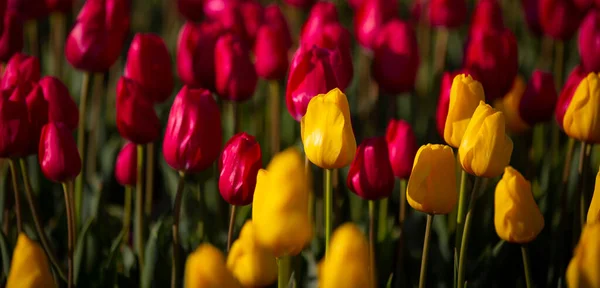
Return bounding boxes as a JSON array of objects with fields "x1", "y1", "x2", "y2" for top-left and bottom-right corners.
[
  {"x1": 219, "y1": 132, "x2": 262, "y2": 206},
  {"x1": 284, "y1": 0, "x2": 315, "y2": 9},
  {"x1": 556, "y1": 66, "x2": 586, "y2": 129},
  {"x1": 177, "y1": 0, "x2": 203, "y2": 21},
  {"x1": 354, "y1": 0, "x2": 397, "y2": 49},
  {"x1": 39, "y1": 76, "x2": 79, "y2": 131},
  {"x1": 264, "y1": 5, "x2": 292, "y2": 49},
  {"x1": 518, "y1": 70, "x2": 557, "y2": 125},
  {"x1": 0, "y1": 89, "x2": 29, "y2": 158},
  {"x1": 124, "y1": 33, "x2": 174, "y2": 103},
  {"x1": 566, "y1": 223, "x2": 600, "y2": 288},
  {"x1": 177, "y1": 21, "x2": 223, "y2": 91},
  {"x1": 300, "y1": 2, "x2": 338, "y2": 42},
  {"x1": 493, "y1": 76, "x2": 530, "y2": 134},
  {"x1": 7, "y1": 0, "x2": 47, "y2": 20},
  {"x1": 65, "y1": 0, "x2": 130, "y2": 72},
  {"x1": 115, "y1": 142, "x2": 137, "y2": 187},
  {"x1": 215, "y1": 33, "x2": 257, "y2": 102},
  {"x1": 116, "y1": 77, "x2": 160, "y2": 145},
  {"x1": 227, "y1": 221, "x2": 277, "y2": 287},
  {"x1": 285, "y1": 46, "x2": 342, "y2": 121},
  {"x1": 39, "y1": 122, "x2": 81, "y2": 183},
  {"x1": 386, "y1": 119, "x2": 417, "y2": 179},
  {"x1": 1, "y1": 53, "x2": 40, "y2": 91},
  {"x1": 239, "y1": 0, "x2": 264, "y2": 45},
  {"x1": 6, "y1": 234, "x2": 55, "y2": 288},
  {"x1": 372, "y1": 19, "x2": 420, "y2": 94},
  {"x1": 444, "y1": 74, "x2": 485, "y2": 148},
  {"x1": 347, "y1": 137, "x2": 395, "y2": 200},
  {"x1": 494, "y1": 166, "x2": 544, "y2": 243},
  {"x1": 45, "y1": 0, "x2": 73, "y2": 13},
  {"x1": 459, "y1": 102, "x2": 513, "y2": 178},
  {"x1": 540, "y1": 0, "x2": 584, "y2": 40},
  {"x1": 163, "y1": 86, "x2": 222, "y2": 173},
  {"x1": 252, "y1": 148, "x2": 313, "y2": 257},
  {"x1": 254, "y1": 24, "x2": 289, "y2": 80},
  {"x1": 470, "y1": 0, "x2": 504, "y2": 33},
  {"x1": 185, "y1": 244, "x2": 242, "y2": 288},
  {"x1": 318, "y1": 223, "x2": 372, "y2": 288},
  {"x1": 563, "y1": 73, "x2": 600, "y2": 143},
  {"x1": 579, "y1": 11, "x2": 600, "y2": 73},
  {"x1": 212, "y1": 4, "x2": 246, "y2": 41},
  {"x1": 301, "y1": 88, "x2": 356, "y2": 169}
]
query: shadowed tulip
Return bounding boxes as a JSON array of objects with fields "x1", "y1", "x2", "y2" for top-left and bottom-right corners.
[
  {"x1": 521, "y1": 0, "x2": 543, "y2": 35},
  {"x1": 239, "y1": 0, "x2": 264, "y2": 45},
  {"x1": 7, "y1": 0, "x2": 47, "y2": 20},
  {"x1": 115, "y1": 142, "x2": 137, "y2": 187},
  {"x1": 412, "y1": 0, "x2": 467, "y2": 28},
  {"x1": 519, "y1": 70, "x2": 557, "y2": 125},
  {"x1": 39, "y1": 76, "x2": 78, "y2": 131},
  {"x1": 539, "y1": 0, "x2": 584, "y2": 40},
  {"x1": 38, "y1": 122, "x2": 81, "y2": 183},
  {"x1": 219, "y1": 132, "x2": 262, "y2": 206},
  {"x1": 254, "y1": 24, "x2": 289, "y2": 80},
  {"x1": 493, "y1": 76, "x2": 530, "y2": 134},
  {"x1": 177, "y1": 0, "x2": 203, "y2": 21},
  {"x1": 470, "y1": 0, "x2": 504, "y2": 33},
  {"x1": 6, "y1": 234, "x2": 55, "y2": 288},
  {"x1": 579, "y1": 11, "x2": 600, "y2": 73},
  {"x1": 45, "y1": 0, "x2": 73, "y2": 13},
  {"x1": 264, "y1": 4, "x2": 292, "y2": 49},
  {"x1": 444, "y1": 74, "x2": 485, "y2": 148},
  {"x1": 176, "y1": 21, "x2": 223, "y2": 91},
  {"x1": 185, "y1": 244, "x2": 242, "y2": 288},
  {"x1": 386, "y1": 119, "x2": 417, "y2": 179},
  {"x1": 22, "y1": 84, "x2": 47, "y2": 154},
  {"x1": 284, "y1": 0, "x2": 315, "y2": 9},
  {"x1": 0, "y1": 53, "x2": 40, "y2": 91},
  {"x1": 0, "y1": 89, "x2": 29, "y2": 158},
  {"x1": 0, "y1": 11, "x2": 23, "y2": 62},
  {"x1": 563, "y1": 73, "x2": 600, "y2": 143},
  {"x1": 556, "y1": 66, "x2": 586, "y2": 129},
  {"x1": 116, "y1": 77, "x2": 160, "y2": 145},
  {"x1": 354, "y1": 0, "x2": 397, "y2": 49},
  {"x1": 347, "y1": 137, "x2": 395, "y2": 200},
  {"x1": 566, "y1": 223, "x2": 600, "y2": 288},
  {"x1": 215, "y1": 33, "x2": 257, "y2": 102}
]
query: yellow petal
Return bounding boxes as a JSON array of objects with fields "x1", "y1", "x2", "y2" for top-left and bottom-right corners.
[
  {"x1": 564, "y1": 73, "x2": 600, "y2": 143},
  {"x1": 587, "y1": 171, "x2": 600, "y2": 224},
  {"x1": 494, "y1": 76, "x2": 530, "y2": 134},
  {"x1": 567, "y1": 223, "x2": 600, "y2": 288},
  {"x1": 184, "y1": 244, "x2": 241, "y2": 288},
  {"x1": 7, "y1": 234, "x2": 55, "y2": 288},
  {"x1": 444, "y1": 74, "x2": 486, "y2": 147}
]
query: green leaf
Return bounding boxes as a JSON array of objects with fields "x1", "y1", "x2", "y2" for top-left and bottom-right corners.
[
  {"x1": 74, "y1": 217, "x2": 94, "y2": 285},
  {"x1": 142, "y1": 219, "x2": 164, "y2": 288},
  {"x1": 0, "y1": 230, "x2": 11, "y2": 277}
]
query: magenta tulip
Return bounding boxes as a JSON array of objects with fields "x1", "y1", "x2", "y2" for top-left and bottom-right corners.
[
  {"x1": 347, "y1": 137, "x2": 395, "y2": 200},
  {"x1": 115, "y1": 142, "x2": 137, "y2": 187},
  {"x1": 218, "y1": 132, "x2": 262, "y2": 206},
  {"x1": 39, "y1": 122, "x2": 81, "y2": 182},
  {"x1": 519, "y1": 70, "x2": 557, "y2": 125},
  {"x1": 214, "y1": 33, "x2": 257, "y2": 101},
  {"x1": 579, "y1": 10, "x2": 600, "y2": 73},
  {"x1": 386, "y1": 119, "x2": 417, "y2": 179},
  {"x1": 116, "y1": 77, "x2": 161, "y2": 144},
  {"x1": 555, "y1": 65, "x2": 586, "y2": 129}
]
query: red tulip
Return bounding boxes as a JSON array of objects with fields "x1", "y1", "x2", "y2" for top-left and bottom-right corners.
[
  {"x1": 519, "y1": 70, "x2": 557, "y2": 125},
  {"x1": 285, "y1": 46, "x2": 342, "y2": 121},
  {"x1": 264, "y1": 4, "x2": 292, "y2": 49},
  {"x1": 7, "y1": 0, "x2": 47, "y2": 20},
  {"x1": 65, "y1": 0, "x2": 130, "y2": 72},
  {"x1": 0, "y1": 11, "x2": 23, "y2": 62},
  {"x1": 539, "y1": 0, "x2": 584, "y2": 40},
  {"x1": 22, "y1": 84, "x2": 46, "y2": 155},
  {"x1": 239, "y1": 0, "x2": 264, "y2": 45},
  {"x1": 0, "y1": 0, "x2": 6, "y2": 31},
  {"x1": 212, "y1": 4, "x2": 246, "y2": 41},
  {"x1": 284, "y1": 0, "x2": 315, "y2": 9},
  {"x1": 579, "y1": 11, "x2": 600, "y2": 73},
  {"x1": 0, "y1": 88, "x2": 29, "y2": 158},
  {"x1": 521, "y1": 0, "x2": 543, "y2": 35},
  {"x1": 116, "y1": 77, "x2": 160, "y2": 144},
  {"x1": 115, "y1": 142, "x2": 136, "y2": 187},
  {"x1": 555, "y1": 65, "x2": 586, "y2": 129},
  {"x1": 470, "y1": 0, "x2": 504, "y2": 33},
  {"x1": 354, "y1": 0, "x2": 397, "y2": 49},
  {"x1": 347, "y1": 137, "x2": 395, "y2": 200},
  {"x1": 412, "y1": 0, "x2": 467, "y2": 28},
  {"x1": 372, "y1": 19, "x2": 419, "y2": 94},
  {"x1": 254, "y1": 24, "x2": 289, "y2": 80},
  {"x1": 0, "y1": 53, "x2": 40, "y2": 92},
  {"x1": 163, "y1": 86, "x2": 222, "y2": 173},
  {"x1": 348, "y1": 0, "x2": 364, "y2": 9},
  {"x1": 218, "y1": 132, "x2": 262, "y2": 206},
  {"x1": 177, "y1": 0, "x2": 204, "y2": 22},
  {"x1": 45, "y1": 0, "x2": 73, "y2": 13},
  {"x1": 386, "y1": 119, "x2": 417, "y2": 179},
  {"x1": 124, "y1": 33, "x2": 174, "y2": 103},
  {"x1": 176, "y1": 21, "x2": 224, "y2": 91},
  {"x1": 38, "y1": 122, "x2": 81, "y2": 183},
  {"x1": 300, "y1": 1, "x2": 338, "y2": 42},
  {"x1": 215, "y1": 33, "x2": 257, "y2": 101},
  {"x1": 39, "y1": 76, "x2": 79, "y2": 131},
  {"x1": 203, "y1": 0, "x2": 236, "y2": 19}
]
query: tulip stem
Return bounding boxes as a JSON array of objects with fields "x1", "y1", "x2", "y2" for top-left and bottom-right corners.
[
  {"x1": 369, "y1": 200, "x2": 376, "y2": 286},
  {"x1": 419, "y1": 214, "x2": 434, "y2": 288},
  {"x1": 457, "y1": 177, "x2": 484, "y2": 288},
  {"x1": 171, "y1": 172, "x2": 186, "y2": 288},
  {"x1": 578, "y1": 142, "x2": 591, "y2": 228},
  {"x1": 306, "y1": 155, "x2": 313, "y2": 224},
  {"x1": 455, "y1": 169, "x2": 468, "y2": 252},
  {"x1": 553, "y1": 41, "x2": 564, "y2": 89},
  {"x1": 396, "y1": 179, "x2": 408, "y2": 282},
  {"x1": 434, "y1": 28, "x2": 449, "y2": 75},
  {"x1": 135, "y1": 144, "x2": 145, "y2": 273},
  {"x1": 123, "y1": 186, "x2": 132, "y2": 245},
  {"x1": 8, "y1": 160, "x2": 21, "y2": 233},
  {"x1": 325, "y1": 168, "x2": 332, "y2": 256},
  {"x1": 62, "y1": 182, "x2": 75, "y2": 288},
  {"x1": 226, "y1": 205, "x2": 236, "y2": 251},
  {"x1": 269, "y1": 80, "x2": 280, "y2": 155},
  {"x1": 75, "y1": 72, "x2": 92, "y2": 231},
  {"x1": 50, "y1": 13, "x2": 65, "y2": 80},
  {"x1": 145, "y1": 142, "x2": 154, "y2": 217},
  {"x1": 19, "y1": 159, "x2": 67, "y2": 281},
  {"x1": 277, "y1": 256, "x2": 291, "y2": 288},
  {"x1": 521, "y1": 245, "x2": 532, "y2": 288}
]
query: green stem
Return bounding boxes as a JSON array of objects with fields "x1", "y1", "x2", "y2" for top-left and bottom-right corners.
[
  {"x1": 457, "y1": 177, "x2": 483, "y2": 288},
  {"x1": 50, "y1": 13, "x2": 65, "y2": 80},
  {"x1": 62, "y1": 182, "x2": 74, "y2": 288},
  {"x1": 578, "y1": 142, "x2": 590, "y2": 227},
  {"x1": 8, "y1": 160, "x2": 21, "y2": 233},
  {"x1": 455, "y1": 169, "x2": 468, "y2": 252},
  {"x1": 123, "y1": 186, "x2": 132, "y2": 245},
  {"x1": 419, "y1": 214, "x2": 434, "y2": 288},
  {"x1": 145, "y1": 142, "x2": 154, "y2": 217},
  {"x1": 227, "y1": 205, "x2": 236, "y2": 251},
  {"x1": 75, "y1": 72, "x2": 92, "y2": 230},
  {"x1": 171, "y1": 172, "x2": 186, "y2": 288},
  {"x1": 269, "y1": 80, "x2": 280, "y2": 156},
  {"x1": 277, "y1": 256, "x2": 291, "y2": 288},
  {"x1": 377, "y1": 198, "x2": 387, "y2": 242},
  {"x1": 521, "y1": 245, "x2": 532, "y2": 288},
  {"x1": 325, "y1": 169, "x2": 332, "y2": 256},
  {"x1": 369, "y1": 200, "x2": 376, "y2": 286},
  {"x1": 135, "y1": 144, "x2": 145, "y2": 273}
]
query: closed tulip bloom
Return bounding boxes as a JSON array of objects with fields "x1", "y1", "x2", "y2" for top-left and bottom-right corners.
[
  {"x1": 386, "y1": 119, "x2": 417, "y2": 179},
  {"x1": 556, "y1": 66, "x2": 586, "y2": 129},
  {"x1": 177, "y1": 0, "x2": 203, "y2": 21},
  {"x1": 164, "y1": 86, "x2": 222, "y2": 173},
  {"x1": 354, "y1": 0, "x2": 397, "y2": 49},
  {"x1": 45, "y1": 0, "x2": 73, "y2": 13},
  {"x1": 518, "y1": 70, "x2": 557, "y2": 125},
  {"x1": 65, "y1": 0, "x2": 130, "y2": 72},
  {"x1": 124, "y1": 33, "x2": 174, "y2": 103},
  {"x1": 347, "y1": 137, "x2": 395, "y2": 200},
  {"x1": 215, "y1": 33, "x2": 257, "y2": 102},
  {"x1": 39, "y1": 76, "x2": 79, "y2": 131},
  {"x1": 444, "y1": 74, "x2": 485, "y2": 148},
  {"x1": 493, "y1": 76, "x2": 530, "y2": 134},
  {"x1": 219, "y1": 132, "x2": 262, "y2": 206},
  {"x1": 6, "y1": 234, "x2": 55, "y2": 288},
  {"x1": 0, "y1": 89, "x2": 29, "y2": 158},
  {"x1": 212, "y1": 5, "x2": 246, "y2": 41},
  {"x1": 459, "y1": 102, "x2": 513, "y2": 178},
  {"x1": 372, "y1": 19, "x2": 419, "y2": 94},
  {"x1": 239, "y1": 0, "x2": 264, "y2": 45},
  {"x1": 470, "y1": 0, "x2": 504, "y2": 33},
  {"x1": 264, "y1": 5, "x2": 292, "y2": 49},
  {"x1": 301, "y1": 88, "x2": 356, "y2": 169},
  {"x1": 116, "y1": 77, "x2": 160, "y2": 145},
  {"x1": 579, "y1": 11, "x2": 600, "y2": 73},
  {"x1": 494, "y1": 166, "x2": 544, "y2": 243},
  {"x1": 177, "y1": 21, "x2": 223, "y2": 91},
  {"x1": 0, "y1": 11, "x2": 23, "y2": 62},
  {"x1": 436, "y1": 70, "x2": 477, "y2": 137},
  {"x1": 185, "y1": 244, "x2": 241, "y2": 288},
  {"x1": 300, "y1": 2, "x2": 338, "y2": 43},
  {"x1": 115, "y1": 142, "x2": 137, "y2": 187},
  {"x1": 227, "y1": 221, "x2": 277, "y2": 287},
  {"x1": 539, "y1": 0, "x2": 584, "y2": 40},
  {"x1": 564, "y1": 73, "x2": 600, "y2": 143},
  {"x1": 39, "y1": 122, "x2": 81, "y2": 183},
  {"x1": 252, "y1": 148, "x2": 312, "y2": 257},
  {"x1": 318, "y1": 223, "x2": 371, "y2": 288},
  {"x1": 567, "y1": 223, "x2": 600, "y2": 288},
  {"x1": 254, "y1": 24, "x2": 289, "y2": 80},
  {"x1": 521, "y1": 0, "x2": 543, "y2": 35},
  {"x1": 0, "y1": 53, "x2": 40, "y2": 91}
]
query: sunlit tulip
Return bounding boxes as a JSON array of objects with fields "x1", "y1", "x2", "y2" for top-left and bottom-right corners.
[
  {"x1": 318, "y1": 223, "x2": 372, "y2": 288},
  {"x1": 176, "y1": 21, "x2": 223, "y2": 91},
  {"x1": 579, "y1": 11, "x2": 600, "y2": 73},
  {"x1": 264, "y1": 4, "x2": 292, "y2": 49},
  {"x1": 406, "y1": 144, "x2": 457, "y2": 214},
  {"x1": 219, "y1": 132, "x2": 262, "y2": 206},
  {"x1": 563, "y1": 73, "x2": 600, "y2": 143},
  {"x1": 6, "y1": 234, "x2": 55, "y2": 288},
  {"x1": 215, "y1": 33, "x2": 257, "y2": 102},
  {"x1": 347, "y1": 137, "x2": 395, "y2": 200},
  {"x1": 301, "y1": 88, "x2": 356, "y2": 169},
  {"x1": 556, "y1": 66, "x2": 586, "y2": 129},
  {"x1": 519, "y1": 70, "x2": 557, "y2": 125},
  {"x1": 177, "y1": 0, "x2": 203, "y2": 21},
  {"x1": 252, "y1": 148, "x2": 312, "y2": 257},
  {"x1": 566, "y1": 223, "x2": 600, "y2": 288},
  {"x1": 0, "y1": 89, "x2": 29, "y2": 158},
  {"x1": 115, "y1": 77, "x2": 161, "y2": 145},
  {"x1": 185, "y1": 244, "x2": 241, "y2": 288},
  {"x1": 443, "y1": 74, "x2": 485, "y2": 148},
  {"x1": 354, "y1": 0, "x2": 397, "y2": 49},
  {"x1": 38, "y1": 122, "x2": 81, "y2": 183},
  {"x1": 1, "y1": 53, "x2": 40, "y2": 91},
  {"x1": 539, "y1": 0, "x2": 584, "y2": 40},
  {"x1": 227, "y1": 221, "x2": 278, "y2": 287},
  {"x1": 39, "y1": 76, "x2": 78, "y2": 131},
  {"x1": 0, "y1": 11, "x2": 22, "y2": 62},
  {"x1": 115, "y1": 142, "x2": 137, "y2": 187},
  {"x1": 459, "y1": 102, "x2": 513, "y2": 178},
  {"x1": 493, "y1": 76, "x2": 530, "y2": 134},
  {"x1": 494, "y1": 166, "x2": 544, "y2": 243},
  {"x1": 254, "y1": 24, "x2": 289, "y2": 80},
  {"x1": 436, "y1": 70, "x2": 478, "y2": 138},
  {"x1": 386, "y1": 119, "x2": 417, "y2": 179}
]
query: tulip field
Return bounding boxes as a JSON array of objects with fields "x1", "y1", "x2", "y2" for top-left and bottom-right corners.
[{"x1": 0, "y1": 0, "x2": 599, "y2": 287}]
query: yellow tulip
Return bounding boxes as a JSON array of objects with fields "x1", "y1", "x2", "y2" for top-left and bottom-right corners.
[
  {"x1": 227, "y1": 221, "x2": 277, "y2": 287},
  {"x1": 406, "y1": 144, "x2": 457, "y2": 214},
  {"x1": 459, "y1": 101, "x2": 513, "y2": 178},
  {"x1": 444, "y1": 74, "x2": 486, "y2": 148},
  {"x1": 587, "y1": 171, "x2": 600, "y2": 224},
  {"x1": 184, "y1": 244, "x2": 241, "y2": 288},
  {"x1": 252, "y1": 148, "x2": 313, "y2": 257},
  {"x1": 6, "y1": 233, "x2": 55, "y2": 288},
  {"x1": 319, "y1": 223, "x2": 372, "y2": 288},
  {"x1": 564, "y1": 73, "x2": 600, "y2": 143},
  {"x1": 493, "y1": 76, "x2": 530, "y2": 134},
  {"x1": 494, "y1": 166, "x2": 544, "y2": 243},
  {"x1": 301, "y1": 88, "x2": 356, "y2": 169},
  {"x1": 567, "y1": 223, "x2": 600, "y2": 288}
]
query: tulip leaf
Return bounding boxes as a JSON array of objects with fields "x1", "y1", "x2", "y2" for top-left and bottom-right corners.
[
  {"x1": 74, "y1": 217, "x2": 94, "y2": 285},
  {"x1": 142, "y1": 218, "x2": 167, "y2": 288},
  {"x1": 0, "y1": 230, "x2": 10, "y2": 277}
]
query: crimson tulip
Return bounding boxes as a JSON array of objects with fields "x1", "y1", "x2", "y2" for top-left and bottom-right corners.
[
  {"x1": 0, "y1": 11, "x2": 23, "y2": 62},
  {"x1": 254, "y1": 24, "x2": 289, "y2": 80},
  {"x1": 38, "y1": 122, "x2": 81, "y2": 183},
  {"x1": 124, "y1": 33, "x2": 174, "y2": 103},
  {"x1": 579, "y1": 11, "x2": 600, "y2": 73},
  {"x1": 163, "y1": 86, "x2": 222, "y2": 173},
  {"x1": 239, "y1": 0, "x2": 264, "y2": 45},
  {"x1": 23, "y1": 84, "x2": 47, "y2": 154},
  {"x1": 300, "y1": 1, "x2": 338, "y2": 42},
  {"x1": 284, "y1": 0, "x2": 315, "y2": 9},
  {"x1": 45, "y1": 0, "x2": 73, "y2": 13},
  {"x1": 65, "y1": 0, "x2": 130, "y2": 72},
  {"x1": 115, "y1": 142, "x2": 136, "y2": 187},
  {"x1": 116, "y1": 77, "x2": 160, "y2": 144},
  {"x1": 521, "y1": 0, "x2": 542, "y2": 35},
  {"x1": 219, "y1": 132, "x2": 262, "y2": 206},
  {"x1": 347, "y1": 137, "x2": 395, "y2": 200},
  {"x1": 212, "y1": 4, "x2": 246, "y2": 41},
  {"x1": 539, "y1": 0, "x2": 584, "y2": 40},
  {"x1": 348, "y1": 0, "x2": 364, "y2": 9},
  {"x1": 519, "y1": 70, "x2": 557, "y2": 125},
  {"x1": 215, "y1": 33, "x2": 257, "y2": 101},
  {"x1": 7, "y1": 0, "x2": 47, "y2": 20},
  {"x1": 177, "y1": 0, "x2": 204, "y2": 22},
  {"x1": 386, "y1": 119, "x2": 417, "y2": 179},
  {"x1": 203, "y1": 0, "x2": 235, "y2": 19},
  {"x1": 354, "y1": 0, "x2": 397, "y2": 49},
  {"x1": 264, "y1": 4, "x2": 292, "y2": 49},
  {"x1": 0, "y1": 88, "x2": 29, "y2": 158},
  {"x1": 39, "y1": 76, "x2": 79, "y2": 131},
  {"x1": 412, "y1": 0, "x2": 467, "y2": 28},
  {"x1": 0, "y1": 53, "x2": 40, "y2": 91},
  {"x1": 555, "y1": 65, "x2": 586, "y2": 129},
  {"x1": 470, "y1": 0, "x2": 504, "y2": 33}
]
